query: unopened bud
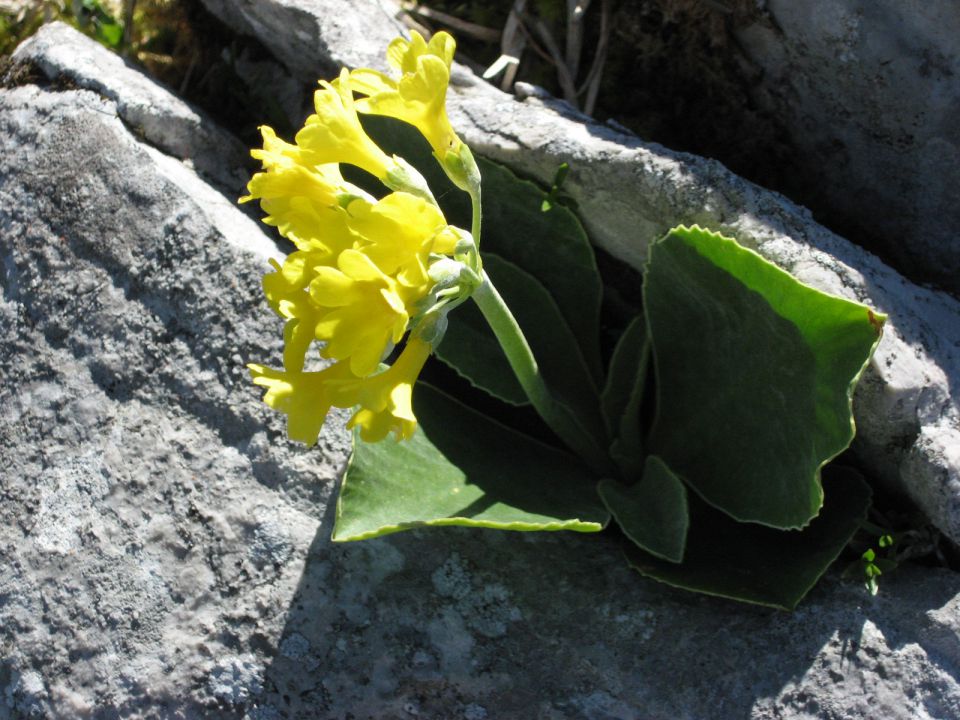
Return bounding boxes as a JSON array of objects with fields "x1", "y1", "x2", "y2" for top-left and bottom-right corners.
[
  {"x1": 414, "y1": 311, "x2": 449, "y2": 347},
  {"x1": 384, "y1": 156, "x2": 437, "y2": 205},
  {"x1": 441, "y1": 143, "x2": 481, "y2": 194},
  {"x1": 428, "y1": 257, "x2": 464, "y2": 288}
]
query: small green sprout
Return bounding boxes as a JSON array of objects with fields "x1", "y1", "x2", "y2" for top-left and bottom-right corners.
[
  {"x1": 541, "y1": 162, "x2": 576, "y2": 212},
  {"x1": 861, "y1": 535, "x2": 895, "y2": 595}
]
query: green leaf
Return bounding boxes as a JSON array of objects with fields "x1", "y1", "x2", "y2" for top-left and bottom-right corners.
[
  {"x1": 95, "y1": 19, "x2": 123, "y2": 47},
  {"x1": 439, "y1": 253, "x2": 606, "y2": 446},
  {"x1": 600, "y1": 313, "x2": 649, "y2": 478},
  {"x1": 624, "y1": 467, "x2": 872, "y2": 610},
  {"x1": 332, "y1": 383, "x2": 610, "y2": 541},
  {"x1": 599, "y1": 455, "x2": 688, "y2": 562},
  {"x1": 644, "y1": 225, "x2": 884, "y2": 529},
  {"x1": 360, "y1": 116, "x2": 604, "y2": 383},
  {"x1": 476, "y1": 161, "x2": 604, "y2": 382},
  {"x1": 433, "y1": 299, "x2": 529, "y2": 406},
  {"x1": 482, "y1": 254, "x2": 606, "y2": 444}
]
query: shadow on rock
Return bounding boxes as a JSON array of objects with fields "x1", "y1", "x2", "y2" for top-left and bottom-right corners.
[{"x1": 263, "y1": 487, "x2": 960, "y2": 719}]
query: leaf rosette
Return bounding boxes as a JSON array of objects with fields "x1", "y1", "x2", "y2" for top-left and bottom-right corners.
[{"x1": 245, "y1": 31, "x2": 885, "y2": 609}]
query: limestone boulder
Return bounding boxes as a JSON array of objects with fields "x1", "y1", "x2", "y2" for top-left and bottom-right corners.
[
  {"x1": 734, "y1": 1, "x2": 960, "y2": 295},
  {"x1": 1, "y1": 19, "x2": 959, "y2": 720}
]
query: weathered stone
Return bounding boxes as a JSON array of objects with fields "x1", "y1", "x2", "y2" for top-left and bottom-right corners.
[
  {"x1": 10, "y1": 21, "x2": 251, "y2": 195},
  {"x1": 2, "y1": 18, "x2": 959, "y2": 720},
  {"x1": 199, "y1": 0, "x2": 960, "y2": 548},
  {"x1": 0, "y1": 1, "x2": 31, "y2": 14},
  {"x1": 734, "y1": 1, "x2": 960, "y2": 295},
  {"x1": 197, "y1": 0, "x2": 405, "y2": 78}
]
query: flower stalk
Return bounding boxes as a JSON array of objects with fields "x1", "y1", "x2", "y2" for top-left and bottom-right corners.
[{"x1": 471, "y1": 272, "x2": 613, "y2": 474}]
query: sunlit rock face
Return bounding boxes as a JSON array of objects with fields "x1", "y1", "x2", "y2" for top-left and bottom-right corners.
[{"x1": 0, "y1": 17, "x2": 958, "y2": 719}]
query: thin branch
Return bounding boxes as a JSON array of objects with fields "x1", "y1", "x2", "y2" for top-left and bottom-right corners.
[
  {"x1": 498, "y1": 0, "x2": 528, "y2": 90},
  {"x1": 179, "y1": 49, "x2": 199, "y2": 96},
  {"x1": 122, "y1": 0, "x2": 136, "y2": 55},
  {"x1": 402, "y1": 2, "x2": 501, "y2": 43},
  {"x1": 514, "y1": 16, "x2": 556, "y2": 67},
  {"x1": 565, "y1": 0, "x2": 588, "y2": 80},
  {"x1": 526, "y1": 11, "x2": 579, "y2": 106},
  {"x1": 579, "y1": 0, "x2": 610, "y2": 115}
]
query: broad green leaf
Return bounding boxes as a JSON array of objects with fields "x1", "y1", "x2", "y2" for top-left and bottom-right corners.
[
  {"x1": 599, "y1": 455, "x2": 688, "y2": 563},
  {"x1": 474, "y1": 160, "x2": 604, "y2": 383},
  {"x1": 361, "y1": 116, "x2": 604, "y2": 382},
  {"x1": 600, "y1": 313, "x2": 649, "y2": 478},
  {"x1": 332, "y1": 382, "x2": 609, "y2": 541},
  {"x1": 600, "y1": 313, "x2": 647, "y2": 434},
  {"x1": 438, "y1": 253, "x2": 607, "y2": 450},
  {"x1": 624, "y1": 467, "x2": 872, "y2": 610},
  {"x1": 482, "y1": 254, "x2": 606, "y2": 445},
  {"x1": 433, "y1": 297, "x2": 529, "y2": 407},
  {"x1": 644, "y1": 225, "x2": 884, "y2": 529}
]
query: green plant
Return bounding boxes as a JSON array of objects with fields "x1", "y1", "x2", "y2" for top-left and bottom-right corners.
[
  {"x1": 246, "y1": 31, "x2": 884, "y2": 609},
  {"x1": 73, "y1": 0, "x2": 123, "y2": 48}
]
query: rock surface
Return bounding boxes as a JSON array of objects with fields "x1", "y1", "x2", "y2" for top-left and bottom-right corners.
[
  {"x1": 10, "y1": 20, "x2": 251, "y2": 195},
  {"x1": 1, "y1": 19, "x2": 959, "y2": 720},
  {"x1": 734, "y1": 0, "x2": 960, "y2": 295},
  {"x1": 197, "y1": 0, "x2": 404, "y2": 78},
  {"x1": 199, "y1": 0, "x2": 960, "y2": 548}
]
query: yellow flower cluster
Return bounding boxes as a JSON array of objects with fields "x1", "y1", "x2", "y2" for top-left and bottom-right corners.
[
  {"x1": 348, "y1": 31, "x2": 460, "y2": 162},
  {"x1": 246, "y1": 31, "x2": 472, "y2": 444}
]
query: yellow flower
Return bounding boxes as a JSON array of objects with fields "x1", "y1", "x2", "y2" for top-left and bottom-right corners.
[
  {"x1": 296, "y1": 69, "x2": 398, "y2": 181},
  {"x1": 348, "y1": 30, "x2": 461, "y2": 161},
  {"x1": 350, "y1": 192, "x2": 461, "y2": 287},
  {"x1": 249, "y1": 338, "x2": 433, "y2": 445},
  {"x1": 260, "y1": 254, "x2": 328, "y2": 372},
  {"x1": 388, "y1": 30, "x2": 456, "y2": 74},
  {"x1": 246, "y1": 33, "x2": 478, "y2": 446},
  {"x1": 309, "y1": 249, "x2": 425, "y2": 376},
  {"x1": 249, "y1": 124, "x2": 301, "y2": 169},
  {"x1": 257, "y1": 191, "x2": 462, "y2": 378},
  {"x1": 242, "y1": 126, "x2": 366, "y2": 255},
  {"x1": 342, "y1": 337, "x2": 433, "y2": 442},
  {"x1": 248, "y1": 360, "x2": 356, "y2": 446}
]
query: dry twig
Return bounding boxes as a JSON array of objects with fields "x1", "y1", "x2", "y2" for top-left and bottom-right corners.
[{"x1": 401, "y1": 2, "x2": 500, "y2": 43}]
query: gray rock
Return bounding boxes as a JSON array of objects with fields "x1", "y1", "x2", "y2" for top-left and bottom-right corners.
[
  {"x1": 0, "y1": 1, "x2": 31, "y2": 14},
  {"x1": 197, "y1": 0, "x2": 405, "y2": 78},
  {"x1": 11, "y1": 21, "x2": 251, "y2": 195},
  {"x1": 734, "y1": 1, "x2": 960, "y2": 295},
  {"x1": 198, "y1": 0, "x2": 960, "y2": 548},
  {"x1": 2, "y1": 16, "x2": 959, "y2": 720}
]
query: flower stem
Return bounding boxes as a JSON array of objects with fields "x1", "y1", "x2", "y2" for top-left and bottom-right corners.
[
  {"x1": 471, "y1": 272, "x2": 612, "y2": 473},
  {"x1": 469, "y1": 186, "x2": 483, "y2": 274}
]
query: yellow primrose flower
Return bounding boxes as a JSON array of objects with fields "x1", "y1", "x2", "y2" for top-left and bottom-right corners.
[
  {"x1": 242, "y1": 126, "x2": 367, "y2": 255},
  {"x1": 260, "y1": 254, "x2": 329, "y2": 372},
  {"x1": 296, "y1": 69, "x2": 398, "y2": 181},
  {"x1": 387, "y1": 31, "x2": 456, "y2": 74},
  {"x1": 249, "y1": 337, "x2": 433, "y2": 445},
  {"x1": 248, "y1": 360, "x2": 356, "y2": 446},
  {"x1": 248, "y1": 125, "x2": 304, "y2": 170},
  {"x1": 342, "y1": 337, "x2": 433, "y2": 442},
  {"x1": 348, "y1": 30, "x2": 461, "y2": 162},
  {"x1": 309, "y1": 249, "x2": 426, "y2": 377},
  {"x1": 349, "y1": 192, "x2": 461, "y2": 287}
]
